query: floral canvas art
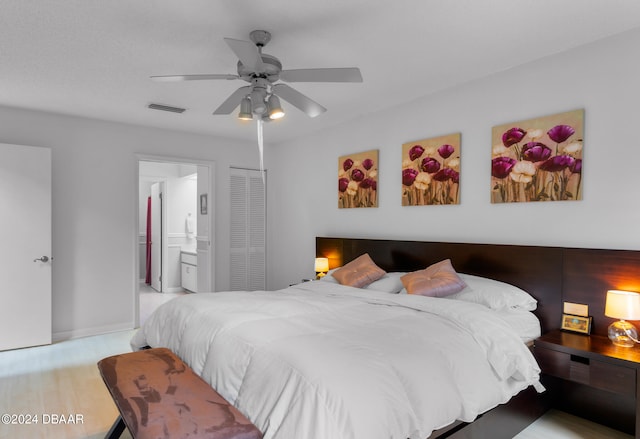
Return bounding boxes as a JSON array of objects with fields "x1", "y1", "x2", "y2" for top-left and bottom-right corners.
[
  {"x1": 402, "y1": 133, "x2": 461, "y2": 206},
  {"x1": 491, "y1": 109, "x2": 584, "y2": 203},
  {"x1": 338, "y1": 150, "x2": 378, "y2": 208}
]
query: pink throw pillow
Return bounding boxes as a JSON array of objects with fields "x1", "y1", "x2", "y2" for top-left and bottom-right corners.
[
  {"x1": 332, "y1": 253, "x2": 386, "y2": 288},
  {"x1": 401, "y1": 259, "x2": 466, "y2": 297}
]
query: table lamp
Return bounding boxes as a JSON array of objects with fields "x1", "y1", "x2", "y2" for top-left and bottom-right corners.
[
  {"x1": 605, "y1": 289, "x2": 640, "y2": 347},
  {"x1": 315, "y1": 257, "x2": 329, "y2": 279}
]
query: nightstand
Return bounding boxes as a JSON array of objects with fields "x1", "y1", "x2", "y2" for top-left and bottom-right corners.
[{"x1": 534, "y1": 329, "x2": 640, "y2": 437}]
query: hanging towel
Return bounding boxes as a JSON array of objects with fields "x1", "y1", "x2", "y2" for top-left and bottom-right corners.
[{"x1": 186, "y1": 214, "x2": 195, "y2": 234}]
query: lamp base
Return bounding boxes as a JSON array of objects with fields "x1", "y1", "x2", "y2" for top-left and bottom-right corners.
[{"x1": 608, "y1": 320, "x2": 638, "y2": 347}]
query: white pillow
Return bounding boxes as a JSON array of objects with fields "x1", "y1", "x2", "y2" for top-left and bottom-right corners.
[
  {"x1": 448, "y1": 273, "x2": 537, "y2": 311},
  {"x1": 320, "y1": 270, "x2": 404, "y2": 294},
  {"x1": 363, "y1": 272, "x2": 405, "y2": 294},
  {"x1": 318, "y1": 268, "x2": 339, "y2": 283}
]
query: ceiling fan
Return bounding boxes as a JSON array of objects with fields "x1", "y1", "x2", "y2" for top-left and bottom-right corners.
[{"x1": 151, "y1": 30, "x2": 363, "y2": 121}]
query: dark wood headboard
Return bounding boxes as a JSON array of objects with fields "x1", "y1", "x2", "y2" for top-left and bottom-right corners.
[{"x1": 316, "y1": 237, "x2": 640, "y2": 337}]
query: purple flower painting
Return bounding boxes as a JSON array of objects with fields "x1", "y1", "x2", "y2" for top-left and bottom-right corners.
[
  {"x1": 402, "y1": 133, "x2": 461, "y2": 206},
  {"x1": 491, "y1": 109, "x2": 584, "y2": 203},
  {"x1": 338, "y1": 149, "x2": 378, "y2": 208}
]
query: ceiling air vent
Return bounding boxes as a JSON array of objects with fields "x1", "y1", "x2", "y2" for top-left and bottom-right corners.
[{"x1": 147, "y1": 103, "x2": 186, "y2": 113}]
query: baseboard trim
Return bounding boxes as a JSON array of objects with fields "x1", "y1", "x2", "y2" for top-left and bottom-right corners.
[{"x1": 53, "y1": 322, "x2": 135, "y2": 343}]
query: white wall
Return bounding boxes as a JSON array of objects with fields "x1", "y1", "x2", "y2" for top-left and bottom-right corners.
[
  {"x1": 266, "y1": 27, "x2": 640, "y2": 290},
  {"x1": 0, "y1": 105, "x2": 258, "y2": 339},
  {"x1": 167, "y1": 175, "x2": 197, "y2": 244}
]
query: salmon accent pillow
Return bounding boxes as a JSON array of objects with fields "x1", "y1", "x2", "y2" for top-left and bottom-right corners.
[
  {"x1": 332, "y1": 253, "x2": 386, "y2": 288},
  {"x1": 401, "y1": 259, "x2": 466, "y2": 297}
]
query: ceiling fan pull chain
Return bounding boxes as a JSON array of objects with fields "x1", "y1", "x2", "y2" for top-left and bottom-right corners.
[{"x1": 257, "y1": 119, "x2": 265, "y2": 185}]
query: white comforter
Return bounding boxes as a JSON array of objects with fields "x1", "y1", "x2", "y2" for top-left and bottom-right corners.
[{"x1": 131, "y1": 281, "x2": 542, "y2": 439}]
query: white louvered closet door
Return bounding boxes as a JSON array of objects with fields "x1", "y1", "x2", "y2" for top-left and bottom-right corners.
[{"x1": 230, "y1": 168, "x2": 266, "y2": 291}]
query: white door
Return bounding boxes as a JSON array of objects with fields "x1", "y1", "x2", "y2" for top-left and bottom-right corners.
[
  {"x1": 150, "y1": 182, "x2": 163, "y2": 292},
  {"x1": 230, "y1": 168, "x2": 266, "y2": 291},
  {"x1": 0, "y1": 143, "x2": 52, "y2": 351}
]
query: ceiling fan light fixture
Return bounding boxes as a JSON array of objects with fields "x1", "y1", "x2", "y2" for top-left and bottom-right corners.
[
  {"x1": 153, "y1": 30, "x2": 362, "y2": 120},
  {"x1": 238, "y1": 96, "x2": 253, "y2": 120},
  {"x1": 267, "y1": 94, "x2": 285, "y2": 120}
]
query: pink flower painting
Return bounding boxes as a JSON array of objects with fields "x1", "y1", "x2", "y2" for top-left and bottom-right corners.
[
  {"x1": 402, "y1": 133, "x2": 461, "y2": 206},
  {"x1": 491, "y1": 109, "x2": 584, "y2": 203},
  {"x1": 338, "y1": 150, "x2": 378, "y2": 208}
]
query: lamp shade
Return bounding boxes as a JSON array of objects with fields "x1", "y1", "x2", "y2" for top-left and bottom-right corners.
[
  {"x1": 605, "y1": 290, "x2": 640, "y2": 320},
  {"x1": 267, "y1": 95, "x2": 285, "y2": 120},
  {"x1": 314, "y1": 257, "x2": 329, "y2": 273},
  {"x1": 238, "y1": 97, "x2": 253, "y2": 120}
]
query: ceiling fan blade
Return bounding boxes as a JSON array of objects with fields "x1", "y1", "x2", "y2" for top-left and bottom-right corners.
[
  {"x1": 273, "y1": 84, "x2": 326, "y2": 118},
  {"x1": 224, "y1": 38, "x2": 264, "y2": 72},
  {"x1": 213, "y1": 86, "x2": 251, "y2": 115},
  {"x1": 151, "y1": 74, "x2": 239, "y2": 82},
  {"x1": 280, "y1": 67, "x2": 363, "y2": 83}
]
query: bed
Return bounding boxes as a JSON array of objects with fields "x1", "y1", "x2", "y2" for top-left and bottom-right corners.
[{"x1": 131, "y1": 237, "x2": 640, "y2": 439}]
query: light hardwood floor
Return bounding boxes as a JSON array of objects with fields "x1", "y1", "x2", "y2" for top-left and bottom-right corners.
[
  {"x1": 0, "y1": 330, "x2": 136, "y2": 439},
  {"x1": 0, "y1": 286, "x2": 183, "y2": 439},
  {"x1": 514, "y1": 410, "x2": 632, "y2": 439},
  {"x1": 139, "y1": 284, "x2": 186, "y2": 326},
  {"x1": 0, "y1": 329, "x2": 633, "y2": 438}
]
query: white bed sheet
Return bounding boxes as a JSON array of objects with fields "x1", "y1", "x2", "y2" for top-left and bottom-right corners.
[{"x1": 131, "y1": 281, "x2": 543, "y2": 439}]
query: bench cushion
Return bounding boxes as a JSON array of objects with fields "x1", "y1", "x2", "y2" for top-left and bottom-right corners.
[{"x1": 98, "y1": 347, "x2": 262, "y2": 439}]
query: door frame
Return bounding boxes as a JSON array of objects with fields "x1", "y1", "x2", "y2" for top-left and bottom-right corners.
[{"x1": 133, "y1": 154, "x2": 215, "y2": 327}]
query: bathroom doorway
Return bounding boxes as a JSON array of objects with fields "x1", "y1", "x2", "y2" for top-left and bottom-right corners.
[{"x1": 136, "y1": 156, "x2": 214, "y2": 325}]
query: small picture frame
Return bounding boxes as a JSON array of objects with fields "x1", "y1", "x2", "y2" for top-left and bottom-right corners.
[
  {"x1": 200, "y1": 193, "x2": 208, "y2": 215},
  {"x1": 561, "y1": 313, "x2": 592, "y2": 335}
]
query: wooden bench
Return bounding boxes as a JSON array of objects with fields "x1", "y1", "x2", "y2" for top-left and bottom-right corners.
[{"x1": 97, "y1": 347, "x2": 263, "y2": 439}]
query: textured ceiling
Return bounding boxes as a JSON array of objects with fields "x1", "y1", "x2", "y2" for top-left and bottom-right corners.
[{"x1": 1, "y1": 0, "x2": 639, "y2": 145}]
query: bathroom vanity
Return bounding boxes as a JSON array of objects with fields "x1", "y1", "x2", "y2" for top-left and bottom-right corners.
[{"x1": 180, "y1": 250, "x2": 197, "y2": 292}]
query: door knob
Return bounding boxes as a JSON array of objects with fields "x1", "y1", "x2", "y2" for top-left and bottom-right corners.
[{"x1": 33, "y1": 256, "x2": 50, "y2": 263}]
